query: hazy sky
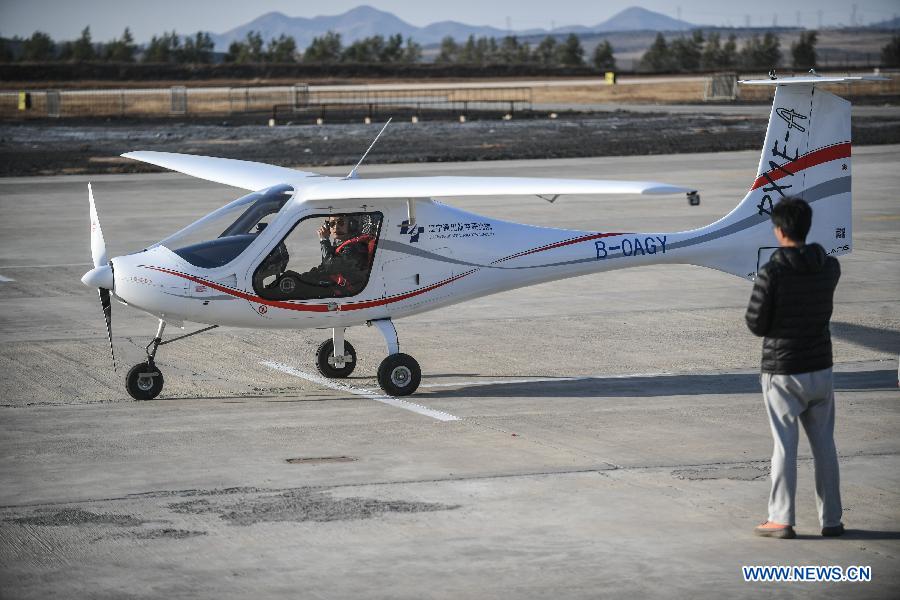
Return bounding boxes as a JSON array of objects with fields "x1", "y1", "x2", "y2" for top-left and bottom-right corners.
[{"x1": 1, "y1": 0, "x2": 897, "y2": 42}]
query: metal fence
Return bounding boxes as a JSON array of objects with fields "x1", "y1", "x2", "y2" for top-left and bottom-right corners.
[
  {"x1": 3, "y1": 75, "x2": 896, "y2": 118},
  {"x1": 0, "y1": 84, "x2": 533, "y2": 120},
  {"x1": 704, "y1": 72, "x2": 738, "y2": 101}
]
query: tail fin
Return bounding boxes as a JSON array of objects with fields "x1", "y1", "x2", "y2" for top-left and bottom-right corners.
[{"x1": 681, "y1": 78, "x2": 853, "y2": 280}]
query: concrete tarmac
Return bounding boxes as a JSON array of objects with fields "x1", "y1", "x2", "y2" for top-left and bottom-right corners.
[{"x1": 0, "y1": 147, "x2": 898, "y2": 598}]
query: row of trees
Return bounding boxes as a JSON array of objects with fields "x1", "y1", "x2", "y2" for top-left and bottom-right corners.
[
  {"x1": 0, "y1": 27, "x2": 609, "y2": 68},
  {"x1": 642, "y1": 31, "x2": 776, "y2": 71},
  {"x1": 248, "y1": 32, "x2": 423, "y2": 64},
  {"x1": 434, "y1": 34, "x2": 614, "y2": 69},
  {"x1": 1, "y1": 27, "x2": 139, "y2": 62},
  {"x1": 640, "y1": 30, "x2": 828, "y2": 71},
  {"x1": 882, "y1": 34, "x2": 900, "y2": 67},
  {"x1": 3, "y1": 27, "x2": 899, "y2": 70},
  {"x1": 224, "y1": 31, "x2": 613, "y2": 68},
  {"x1": 0, "y1": 27, "x2": 215, "y2": 63}
]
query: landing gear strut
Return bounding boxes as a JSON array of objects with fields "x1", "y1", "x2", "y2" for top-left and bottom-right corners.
[
  {"x1": 370, "y1": 318, "x2": 421, "y2": 396},
  {"x1": 312, "y1": 320, "x2": 421, "y2": 396},
  {"x1": 125, "y1": 319, "x2": 218, "y2": 401}
]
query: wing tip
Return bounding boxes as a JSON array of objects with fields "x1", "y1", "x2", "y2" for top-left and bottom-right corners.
[{"x1": 641, "y1": 184, "x2": 692, "y2": 195}]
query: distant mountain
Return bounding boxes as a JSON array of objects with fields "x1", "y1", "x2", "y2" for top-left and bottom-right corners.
[
  {"x1": 419, "y1": 21, "x2": 515, "y2": 43},
  {"x1": 867, "y1": 16, "x2": 900, "y2": 29},
  {"x1": 592, "y1": 6, "x2": 696, "y2": 32},
  {"x1": 208, "y1": 4, "x2": 698, "y2": 51},
  {"x1": 210, "y1": 6, "x2": 417, "y2": 51}
]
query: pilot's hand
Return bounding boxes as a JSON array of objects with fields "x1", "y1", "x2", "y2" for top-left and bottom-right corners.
[{"x1": 318, "y1": 223, "x2": 329, "y2": 240}]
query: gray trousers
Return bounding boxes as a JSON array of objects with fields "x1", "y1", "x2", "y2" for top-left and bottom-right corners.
[{"x1": 762, "y1": 368, "x2": 842, "y2": 527}]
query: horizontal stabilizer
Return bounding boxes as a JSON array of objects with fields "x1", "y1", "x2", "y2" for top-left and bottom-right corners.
[
  {"x1": 122, "y1": 151, "x2": 323, "y2": 191},
  {"x1": 302, "y1": 176, "x2": 692, "y2": 202},
  {"x1": 740, "y1": 74, "x2": 889, "y2": 86}
]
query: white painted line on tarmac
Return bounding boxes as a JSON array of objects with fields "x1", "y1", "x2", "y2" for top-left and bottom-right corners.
[
  {"x1": 0, "y1": 274, "x2": 14, "y2": 282},
  {"x1": 420, "y1": 372, "x2": 674, "y2": 389},
  {"x1": 261, "y1": 360, "x2": 460, "y2": 422}
]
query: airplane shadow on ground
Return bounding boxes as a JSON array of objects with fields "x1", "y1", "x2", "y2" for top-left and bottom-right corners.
[
  {"x1": 831, "y1": 321, "x2": 900, "y2": 355},
  {"x1": 423, "y1": 370, "x2": 897, "y2": 399},
  {"x1": 839, "y1": 529, "x2": 900, "y2": 540}
]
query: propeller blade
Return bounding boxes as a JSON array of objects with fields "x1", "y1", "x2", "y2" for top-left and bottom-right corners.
[
  {"x1": 88, "y1": 183, "x2": 108, "y2": 268},
  {"x1": 99, "y1": 287, "x2": 116, "y2": 371}
]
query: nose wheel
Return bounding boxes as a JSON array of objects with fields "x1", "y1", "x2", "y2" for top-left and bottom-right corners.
[
  {"x1": 126, "y1": 362, "x2": 164, "y2": 400},
  {"x1": 124, "y1": 319, "x2": 167, "y2": 400}
]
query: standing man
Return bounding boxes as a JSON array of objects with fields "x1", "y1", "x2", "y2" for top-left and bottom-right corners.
[{"x1": 745, "y1": 197, "x2": 844, "y2": 539}]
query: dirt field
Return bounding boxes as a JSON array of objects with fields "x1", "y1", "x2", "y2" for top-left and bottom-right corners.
[
  {"x1": 4, "y1": 74, "x2": 898, "y2": 121},
  {"x1": 3, "y1": 107, "x2": 900, "y2": 178}
]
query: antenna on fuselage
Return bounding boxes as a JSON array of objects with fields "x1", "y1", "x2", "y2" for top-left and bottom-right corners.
[{"x1": 346, "y1": 118, "x2": 392, "y2": 179}]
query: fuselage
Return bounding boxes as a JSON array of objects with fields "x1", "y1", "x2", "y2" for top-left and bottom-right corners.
[{"x1": 110, "y1": 195, "x2": 683, "y2": 330}]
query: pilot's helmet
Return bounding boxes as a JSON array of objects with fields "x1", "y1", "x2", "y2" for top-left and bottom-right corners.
[{"x1": 345, "y1": 215, "x2": 362, "y2": 236}]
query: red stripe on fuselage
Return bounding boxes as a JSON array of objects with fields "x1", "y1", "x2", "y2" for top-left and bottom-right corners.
[
  {"x1": 750, "y1": 142, "x2": 850, "y2": 191},
  {"x1": 493, "y1": 232, "x2": 625, "y2": 264},
  {"x1": 143, "y1": 266, "x2": 475, "y2": 313}
]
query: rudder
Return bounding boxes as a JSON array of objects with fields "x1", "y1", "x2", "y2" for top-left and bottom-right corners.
[{"x1": 679, "y1": 81, "x2": 852, "y2": 280}]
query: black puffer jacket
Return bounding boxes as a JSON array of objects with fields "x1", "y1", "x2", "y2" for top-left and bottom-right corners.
[{"x1": 745, "y1": 243, "x2": 841, "y2": 374}]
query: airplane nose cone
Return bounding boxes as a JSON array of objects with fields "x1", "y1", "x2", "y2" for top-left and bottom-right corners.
[{"x1": 81, "y1": 264, "x2": 114, "y2": 290}]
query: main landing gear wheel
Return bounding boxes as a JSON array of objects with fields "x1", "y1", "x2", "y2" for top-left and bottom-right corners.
[
  {"x1": 126, "y1": 362, "x2": 164, "y2": 400},
  {"x1": 377, "y1": 353, "x2": 421, "y2": 396},
  {"x1": 316, "y1": 339, "x2": 357, "y2": 378}
]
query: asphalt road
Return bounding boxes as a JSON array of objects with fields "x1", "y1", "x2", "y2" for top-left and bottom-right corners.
[{"x1": 0, "y1": 147, "x2": 898, "y2": 598}]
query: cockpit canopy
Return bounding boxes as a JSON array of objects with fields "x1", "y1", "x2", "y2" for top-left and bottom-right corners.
[{"x1": 156, "y1": 185, "x2": 294, "y2": 269}]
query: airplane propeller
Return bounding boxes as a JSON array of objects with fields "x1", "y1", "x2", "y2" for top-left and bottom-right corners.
[{"x1": 81, "y1": 183, "x2": 116, "y2": 370}]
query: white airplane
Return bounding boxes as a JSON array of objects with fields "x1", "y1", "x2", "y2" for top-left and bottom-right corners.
[{"x1": 82, "y1": 74, "x2": 868, "y2": 400}]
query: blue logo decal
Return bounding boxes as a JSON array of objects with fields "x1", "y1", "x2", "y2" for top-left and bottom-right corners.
[{"x1": 400, "y1": 221, "x2": 425, "y2": 243}]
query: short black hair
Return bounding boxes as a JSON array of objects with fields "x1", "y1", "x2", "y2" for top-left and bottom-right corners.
[{"x1": 771, "y1": 197, "x2": 812, "y2": 242}]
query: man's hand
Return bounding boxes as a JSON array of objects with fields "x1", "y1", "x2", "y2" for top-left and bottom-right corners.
[{"x1": 318, "y1": 223, "x2": 330, "y2": 240}]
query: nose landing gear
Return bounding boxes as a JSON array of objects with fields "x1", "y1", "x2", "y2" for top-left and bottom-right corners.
[
  {"x1": 126, "y1": 319, "x2": 166, "y2": 400},
  {"x1": 124, "y1": 319, "x2": 218, "y2": 400}
]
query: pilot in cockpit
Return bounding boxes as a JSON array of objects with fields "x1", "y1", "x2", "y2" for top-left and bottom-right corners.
[{"x1": 254, "y1": 214, "x2": 378, "y2": 301}]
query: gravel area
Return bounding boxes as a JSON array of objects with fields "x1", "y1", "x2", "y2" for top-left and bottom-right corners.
[{"x1": 5, "y1": 110, "x2": 900, "y2": 177}]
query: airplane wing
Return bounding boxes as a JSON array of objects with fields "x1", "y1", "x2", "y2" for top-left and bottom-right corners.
[
  {"x1": 121, "y1": 151, "x2": 325, "y2": 191},
  {"x1": 301, "y1": 176, "x2": 692, "y2": 201}
]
